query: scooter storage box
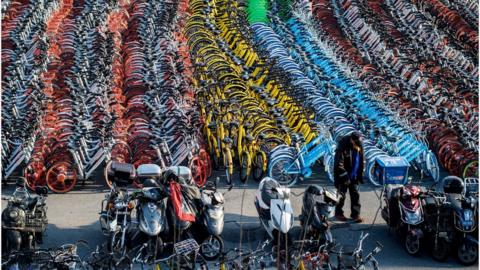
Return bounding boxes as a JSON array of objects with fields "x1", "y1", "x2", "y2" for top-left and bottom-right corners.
[
  {"x1": 166, "y1": 166, "x2": 192, "y2": 183},
  {"x1": 137, "y1": 164, "x2": 162, "y2": 179},
  {"x1": 108, "y1": 162, "x2": 136, "y2": 186},
  {"x1": 374, "y1": 156, "x2": 409, "y2": 185}
]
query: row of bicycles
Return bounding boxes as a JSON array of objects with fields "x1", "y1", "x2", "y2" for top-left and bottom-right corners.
[
  {"x1": 2, "y1": 0, "x2": 478, "y2": 193},
  {"x1": 302, "y1": 0, "x2": 478, "y2": 178},
  {"x1": 187, "y1": 0, "x2": 323, "y2": 185},
  {"x1": 103, "y1": 0, "x2": 208, "y2": 188}
]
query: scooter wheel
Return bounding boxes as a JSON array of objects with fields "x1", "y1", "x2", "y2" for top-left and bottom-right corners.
[
  {"x1": 405, "y1": 233, "x2": 421, "y2": 256},
  {"x1": 200, "y1": 235, "x2": 223, "y2": 260},
  {"x1": 457, "y1": 239, "x2": 478, "y2": 265},
  {"x1": 431, "y1": 238, "x2": 449, "y2": 262}
]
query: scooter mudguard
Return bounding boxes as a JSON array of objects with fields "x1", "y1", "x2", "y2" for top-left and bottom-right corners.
[
  {"x1": 465, "y1": 235, "x2": 479, "y2": 245},
  {"x1": 139, "y1": 202, "x2": 165, "y2": 236},
  {"x1": 205, "y1": 206, "x2": 224, "y2": 235},
  {"x1": 270, "y1": 198, "x2": 294, "y2": 234}
]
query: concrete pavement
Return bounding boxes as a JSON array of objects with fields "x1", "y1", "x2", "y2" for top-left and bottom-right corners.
[{"x1": 1, "y1": 167, "x2": 477, "y2": 269}]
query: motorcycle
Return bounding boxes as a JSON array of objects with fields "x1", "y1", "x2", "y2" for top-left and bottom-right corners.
[
  {"x1": 254, "y1": 177, "x2": 294, "y2": 249},
  {"x1": 420, "y1": 187, "x2": 449, "y2": 262},
  {"x1": 129, "y1": 164, "x2": 169, "y2": 263},
  {"x1": 2, "y1": 178, "x2": 48, "y2": 255},
  {"x1": 442, "y1": 176, "x2": 478, "y2": 265},
  {"x1": 381, "y1": 184, "x2": 426, "y2": 255},
  {"x1": 163, "y1": 166, "x2": 201, "y2": 241},
  {"x1": 99, "y1": 161, "x2": 136, "y2": 261},
  {"x1": 299, "y1": 185, "x2": 340, "y2": 247},
  {"x1": 195, "y1": 177, "x2": 232, "y2": 260}
]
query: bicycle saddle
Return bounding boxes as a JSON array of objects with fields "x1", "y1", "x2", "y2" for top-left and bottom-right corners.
[
  {"x1": 244, "y1": 121, "x2": 254, "y2": 129},
  {"x1": 245, "y1": 134, "x2": 255, "y2": 142},
  {"x1": 207, "y1": 122, "x2": 217, "y2": 129},
  {"x1": 228, "y1": 120, "x2": 239, "y2": 128},
  {"x1": 222, "y1": 137, "x2": 233, "y2": 144}
]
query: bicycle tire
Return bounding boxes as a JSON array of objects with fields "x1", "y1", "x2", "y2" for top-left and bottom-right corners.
[
  {"x1": 324, "y1": 154, "x2": 335, "y2": 183},
  {"x1": 199, "y1": 149, "x2": 212, "y2": 177},
  {"x1": 46, "y1": 162, "x2": 77, "y2": 193},
  {"x1": 425, "y1": 151, "x2": 440, "y2": 182},
  {"x1": 190, "y1": 156, "x2": 207, "y2": 187},
  {"x1": 104, "y1": 161, "x2": 113, "y2": 188},
  {"x1": 268, "y1": 155, "x2": 300, "y2": 187},
  {"x1": 239, "y1": 151, "x2": 250, "y2": 183},
  {"x1": 253, "y1": 151, "x2": 267, "y2": 181},
  {"x1": 366, "y1": 160, "x2": 382, "y2": 187},
  {"x1": 224, "y1": 150, "x2": 233, "y2": 185},
  {"x1": 463, "y1": 160, "x2": 479, "y2": 179}
]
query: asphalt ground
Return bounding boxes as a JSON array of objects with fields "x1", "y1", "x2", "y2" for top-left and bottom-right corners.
[{"x1": 1, "y1": 165, "x2": 478, "y2": 269}]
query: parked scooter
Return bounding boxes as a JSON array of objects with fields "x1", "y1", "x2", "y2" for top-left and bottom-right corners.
[
  {"x1": 99, "y1": 161, "x2": 136, "y2": 260},
  {"x1": 195, "y1": 177, "x2": 232, "y2": 260},
  {"x1": 299, "y1": 185, "x2": 340, "y2": 246},
  {"x1": 382, "y1": 184, "x2": 426, "y2": 255},
  {"x1": 421, "y1": 188, "x2": 450, "y2": 261},
  {"x1": 254, "y1": 177, "x2": 294, "y2": 249},
  {"x1": 129, "y1": 164, "x2": 169, "y2": 263},
  {"x1": 2, "y1": 178, "x2": 48, "y2": 255},
  {"x1": 163, "y1": 166, "x2": 200, "y2": 245},
  {"x1": 442, "y1": 176, "x2": 478, "y2": 265}
]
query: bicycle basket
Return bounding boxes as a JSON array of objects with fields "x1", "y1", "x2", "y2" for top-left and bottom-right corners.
[
  {"x1": 173, "y1": 239, "x2": 199, "y2": 256},
  {"x1": 374, "y1": 156, "x2": 409, "y2": 185},
  {"x1": 25, "y1": 208, "x2": 48, "y2": 232},
  {"x1": 464, "y1": 178, "x2": 479, "y2": 195}
]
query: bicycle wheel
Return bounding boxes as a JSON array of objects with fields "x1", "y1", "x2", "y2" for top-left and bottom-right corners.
[
  {"x1": 268, "y1": 155, "x2": 300, "y2": 186},
  {"x1": 324, "y1": 154, "x2": 335, "y2": 183},
  {"x1": 190, "y1": 156, "x2": 207, "y2": 187},
  {"x1": 425, "y1": 151, "x2": 440, "y2": 182},
  {"x1": 199, "y1": 149, "x2": 212, "y2": 177},
  {"x1": 24, "y1": 161, "x2": 46, "y2": 190},
  {"x1": 46, "y1": 162, "x2": 77, "y2": 193},
  {"x1": 104, "y1": 160, "x2": 113, "y2": 188},
  {"x1": 239, "y1": 151, "x2": 251, "y2": 183},
  {"x1": 366, "y1": 160, "x2": 382, "y2": 187},
  {"x1": 224, "y1": 150, "x2": 233, "y2": 185},
  {"x1": 252, "y1": 151, "x2": 267, "y2": 181},
  {"x1": 463, "y1": 160, "x2": 478, "y2": 179}
]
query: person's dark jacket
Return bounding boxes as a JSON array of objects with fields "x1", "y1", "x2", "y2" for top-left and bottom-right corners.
[{"x1": 333, "y1": 136, "x2": 364, "y2": 187}]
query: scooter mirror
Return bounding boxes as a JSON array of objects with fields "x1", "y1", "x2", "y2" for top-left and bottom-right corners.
[
  {"x1": 35, "y1": 186, "x2": 49, "y2": 196},
  {"x1": 215, "y1": 177, "x2": 220, "y2": 188}
]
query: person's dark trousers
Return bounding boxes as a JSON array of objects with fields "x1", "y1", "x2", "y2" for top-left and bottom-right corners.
[{"x1": 335, "y1": 183, "x2": 361, "y2": 218}]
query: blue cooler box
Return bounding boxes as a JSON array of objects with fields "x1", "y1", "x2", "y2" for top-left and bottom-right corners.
[{"x1": 374, "y1": 156, "x2": 409, "y2": 185}]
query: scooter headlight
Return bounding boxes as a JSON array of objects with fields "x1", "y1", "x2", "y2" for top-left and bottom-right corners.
[
  {"x1": 9, "y1": 209, "x2": 19, "y2": 220},
  {"x1": 403, "y1": 208, "x2": 422, "y2": 225}
]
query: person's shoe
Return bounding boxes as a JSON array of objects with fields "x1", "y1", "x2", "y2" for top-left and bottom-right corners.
[
  {"x1": 335, "y1": 214, "x2": 348, "y2": 222},
  {"x1": 351, "y1": 216, "x2": 364, "y2": 223}
]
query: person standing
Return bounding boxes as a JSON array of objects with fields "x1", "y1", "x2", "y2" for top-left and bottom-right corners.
[{"x1": 333, "y1": 132, "x2": 364, "y2": 223}]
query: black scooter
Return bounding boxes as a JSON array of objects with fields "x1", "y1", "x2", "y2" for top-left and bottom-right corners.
[
  {"x1": 2, "y1": 178, "x2": 48, "y2": 255},
  {"x1": 299, "y1": 185, "x2": 340, "y2": 248}
]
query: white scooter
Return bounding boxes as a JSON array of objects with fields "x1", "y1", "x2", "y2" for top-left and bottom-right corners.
[{"x1": 254, "y1": 177, "x2": 294, "y2": 248}]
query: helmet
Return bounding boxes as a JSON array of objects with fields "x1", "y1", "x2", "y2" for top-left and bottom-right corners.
[{"x1": 442, "y1": 176, "x2": 464, "y2": 194}]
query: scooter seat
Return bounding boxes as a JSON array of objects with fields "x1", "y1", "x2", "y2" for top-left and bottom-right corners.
[
  {"x1": 25, "y1": 197, "x2": 39, "y2": 210},
  {"x1": 447, "y1": 193, "x2": 462, "y2": 209},
  {"x1": 385, "y1": 184, "x2": 403, "y2": 200}
]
